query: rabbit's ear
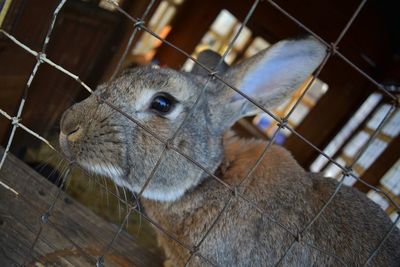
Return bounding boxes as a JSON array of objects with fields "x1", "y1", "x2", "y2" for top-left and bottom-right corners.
[
  {"x1": 190, "y1": 49, "x2": 229, "y2": 76},
  {"x1": 220, "y1": 37, "x2": 326, "y2": 121}
]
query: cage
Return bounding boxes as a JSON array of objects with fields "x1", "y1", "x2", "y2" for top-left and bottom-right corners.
[{"x1": 0, "y1": 0, "x2": 399, "y2": 266}]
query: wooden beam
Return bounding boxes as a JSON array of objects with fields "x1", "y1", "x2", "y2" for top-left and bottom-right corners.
[{"x1": 0, "y1": 148, "x2": 163, "y2": 266}]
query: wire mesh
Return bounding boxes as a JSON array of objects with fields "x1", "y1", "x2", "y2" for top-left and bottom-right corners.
[{"x1": 0, "y1": 0, "x2": 399, "y2": 266}]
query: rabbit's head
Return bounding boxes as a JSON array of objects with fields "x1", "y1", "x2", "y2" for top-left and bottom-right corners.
[{"x1": 59, "y1": 37, "x2": 326, "y2": 201}]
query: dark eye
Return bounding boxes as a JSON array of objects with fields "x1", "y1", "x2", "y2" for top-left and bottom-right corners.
[{"x1": 150, "y1": 94, "x2": 175, "y2": 114}]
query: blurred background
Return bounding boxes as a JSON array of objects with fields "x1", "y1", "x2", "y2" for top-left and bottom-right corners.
[{"x1": 0, "y1": 0, "x2": 399, "y2": 254}]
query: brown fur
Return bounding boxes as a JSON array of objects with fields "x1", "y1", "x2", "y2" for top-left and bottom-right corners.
[{"x1": 143, "y1": 135, "x2": 400, "y2": 266}]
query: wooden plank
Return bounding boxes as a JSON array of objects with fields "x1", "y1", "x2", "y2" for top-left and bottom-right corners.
[{"x1": 0, "y1": 148, "x2": 163, "y2": 267}]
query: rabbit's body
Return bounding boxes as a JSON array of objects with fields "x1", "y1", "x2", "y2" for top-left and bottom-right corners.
[
  {"x1": 143, "y1": 135, "x2": 400, "y2": 266},
  {"x1": 59, "y1": 37, "x2": 400, "y2": 266}
]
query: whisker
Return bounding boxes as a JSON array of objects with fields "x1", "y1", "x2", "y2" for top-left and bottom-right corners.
[
  {"x1": 132, "y1": 192, "x2": 142, "y2": 236},
  {"x1": 46, "y1": 158, "x2": 65, "y2": 188},
  {"x1": 102, "y1": 175, "x2": 110, "y2": 207},
  {"x1": 98, "y1": 151, "x2": 113, "y2": 207},
  {"x1": 33, "y1": 153, "x2": 55, "y2": 171},
  {"x1": 113, "y1": 183, "x2": 122, "y2": 221},
  {"x1": 55, "y1": 159, "x2": 68, "y2": 188},
  {"x1": 60, "y1": 164, "x2": 71, "y2": 190},
  {"x1": 121, "y1": 186, "x2": 129, "y2": 229}
]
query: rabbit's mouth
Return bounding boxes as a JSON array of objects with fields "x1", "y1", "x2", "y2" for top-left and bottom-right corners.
[{"x1": 59, "y1": 127, "x2": 130, "y2": 184}]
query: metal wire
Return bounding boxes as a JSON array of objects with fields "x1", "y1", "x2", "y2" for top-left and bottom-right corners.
[
  {"x1": 0, "y1": 1, "x2": 90, "y2": 265},
  {"x1": 363, "y1": 213, "x2": 400, "y2": 266},
  {"x1": 0, "y1": 0, "x2": 67, "y2": 195},
  {"x1": 101, "y1": 0, "x2": 259, "y2": 261},
  {"x1": 0, "y1": 0, "x2": 399, "y2": 266},
  {"x1": 273, "y1": 101, "x2": 396, "y2": 265},
  {"x1": 109, "y1": 0, "x2": 157, "y2": 79}
]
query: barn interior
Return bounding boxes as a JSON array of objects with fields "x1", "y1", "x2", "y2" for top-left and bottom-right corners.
[{"x1": 0, "y1": 0, "x2": 399, "y2": 265}]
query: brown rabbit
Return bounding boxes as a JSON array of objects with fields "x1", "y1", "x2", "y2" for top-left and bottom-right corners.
[{"x1": 59, "y1": 37, "x2": 400, "y2": 266}]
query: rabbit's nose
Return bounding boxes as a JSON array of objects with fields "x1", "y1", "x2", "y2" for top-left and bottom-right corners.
[
  {"x1": 60, "y1": 108, "x2": 84, "y2": 142},
  {"x1": 66, "y1": 126, "x2": 83, "y2": 142}
]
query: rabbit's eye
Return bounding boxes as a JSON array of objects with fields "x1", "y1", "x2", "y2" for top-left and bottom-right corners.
[{"x1": 150, "y1": 93, "x2": 175, "y2": 115}]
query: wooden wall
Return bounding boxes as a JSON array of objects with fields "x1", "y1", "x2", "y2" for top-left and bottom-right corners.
[{"x1": 0, "y1": 0, "x2": 156, "y2": 155}]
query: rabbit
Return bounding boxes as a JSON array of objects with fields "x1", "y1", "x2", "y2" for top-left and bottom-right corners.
[{"x1": 59, "y1": 36, "x2": 400, "y2": 266}]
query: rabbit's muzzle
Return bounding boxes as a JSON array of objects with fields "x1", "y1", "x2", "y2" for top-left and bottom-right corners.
[
  {"x1": 60, "y1": 107, "x2": 80, "y2": 159},
  {"x1": 59, "y1": 98, "x2": 127, "y2": 174},
  {"x1": 59, "y1": 102, "x2": 90, "y2": 160}
]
